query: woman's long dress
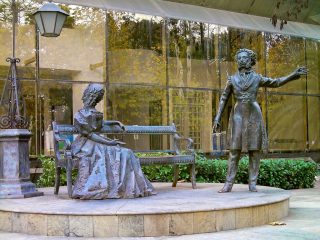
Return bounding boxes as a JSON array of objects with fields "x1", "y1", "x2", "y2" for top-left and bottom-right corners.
[{"x1": 71, "y1": 108, "x2": 155, "y2": 199}]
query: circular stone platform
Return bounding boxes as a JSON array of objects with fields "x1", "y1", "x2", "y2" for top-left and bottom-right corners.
[{"x1": 0, "y1": 183, "x2": 290, "y2": 237}]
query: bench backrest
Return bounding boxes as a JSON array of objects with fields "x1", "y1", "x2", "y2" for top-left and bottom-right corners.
[
  {"x1": 52, "y1": 121, "x2": 179, "y2": 159},
  {"x1": 52, "y1": 121, "x2": 178, "y2": 136}
]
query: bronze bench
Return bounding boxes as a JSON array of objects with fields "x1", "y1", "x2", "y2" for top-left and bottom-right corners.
[{"x1": 52, "y1": 121, "x2": 196, "y2": 197}]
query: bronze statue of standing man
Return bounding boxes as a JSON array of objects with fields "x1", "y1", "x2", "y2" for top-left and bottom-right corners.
[{"x1": 213, "y1": 48, "x2": 307, "y2": 193}]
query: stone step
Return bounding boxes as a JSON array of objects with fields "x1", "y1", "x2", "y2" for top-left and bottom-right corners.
[{"x1": 0, "y1": 183, "x2": 290, "y2": 238}]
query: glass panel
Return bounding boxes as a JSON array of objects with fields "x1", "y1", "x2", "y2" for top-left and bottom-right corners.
[
  {"x1": 170, "y1": 88, "x2": 212, "y2": 152},
  {"x1": 0, "y1": 1, "x2": 13, "y2": 76},
  {"x1": 0, "y1": 80, "x2": 4, "y2": 116},
  {"x1": 22, "y1": 80, "x2": 36, "y2": 155},
  {"x1": 42, "y1": 12, "x2": 57, "y2": 34},
  {"x1": 54, "y1": 14, "x2": 67, "y2": 35},
  {"x1": 265, "y1": 34, "x2": 306, "y2": 93},
  {"x1": 10, "y1": 1, "x2": 38, "y2": 80},
  {"x1": 306, "y1": 40, "x2": 320, "y2": 95},
  {"x1": 219, "y1": 27, "x2": 265, "y2": 87},
  {"x1": 0, "y1": 0, "x2": 37, "y2": 152},
  {"x1": 39, "y1": 6, "x2": 106, "y2": 82},
  {"x1": 108, "y1": 85, "x2": 166, "y2": 151},
  {"x1": 308, "y1": 97, "x2": 320, "y2": 150},
  {"x1": 34, "y1": 14, "x2": 44, "y2": 33},
  {"x1": 0, "y1": 79, "x2": 36, "y2": 155},
  {"x1": 267, "y1": 94, "x2": 307, "y2": 151},
  {"x1": 0, "y1": 34, "x2": 12, "y2": 79},
  {"x1": 168, "y1": 20, "x2": 219, "y2": 89},
  {"x1": 108, "y1": 11, "x2": 165, "y2": 86},
  {"x1": 39, "y1": 81, "x2": 107, "y2": 155}
]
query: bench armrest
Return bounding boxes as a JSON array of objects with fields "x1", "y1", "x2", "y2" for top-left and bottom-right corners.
[
  {"x1": 53, "y1": 134, "x2": 72, "y2": 163},
  {"x1": 173, "y1": 134, "x2": 194, "y2": 154},
  {"x1": 103, "y1": 120, "x2": 126, "y2": 131}
]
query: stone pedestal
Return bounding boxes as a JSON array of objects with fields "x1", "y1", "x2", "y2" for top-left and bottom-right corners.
[
  {"x1": 0, "y1": 129, "x2": 43, "y2": 198},
  {"x1": 0, "y1": 183, "x2": 291, "y2": 237}
]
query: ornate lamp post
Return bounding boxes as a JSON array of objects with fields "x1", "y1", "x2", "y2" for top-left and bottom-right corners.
[
  {"x1": 0, "y1": 0, "x2": 42, "y2": 198},
  {"x1": 0, "y1": 0, "x2": 68, "y2": 198}
]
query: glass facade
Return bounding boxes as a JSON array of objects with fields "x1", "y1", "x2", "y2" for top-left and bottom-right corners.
[{"x1": 0, "y1": 2, "x2": 319, "y2": 155}]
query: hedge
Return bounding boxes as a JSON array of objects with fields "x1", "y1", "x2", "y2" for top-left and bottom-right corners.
[
  {"x1": 36, "y1": 154, "x2": 318, "y2": 190},
  {"x1": 140, "y1": 154, "x2": 317, "y2": 189}
]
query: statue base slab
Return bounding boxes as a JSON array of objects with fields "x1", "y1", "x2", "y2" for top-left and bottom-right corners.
[{"x1": 0, "y1": 183, "x2": 290, "y2": 237}]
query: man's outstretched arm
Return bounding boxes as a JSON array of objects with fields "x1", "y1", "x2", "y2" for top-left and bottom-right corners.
[{"x1": 259, "y1": 66, "x2": 307, "y2": 88}]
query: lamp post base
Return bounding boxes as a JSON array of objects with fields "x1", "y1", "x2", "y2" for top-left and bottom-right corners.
[
  {"x1": 0, "y1": 180, "x2": 43, "y2": 199},
  {"x1": 0, "y1": 129, "x2": 43, "y2": 199}
]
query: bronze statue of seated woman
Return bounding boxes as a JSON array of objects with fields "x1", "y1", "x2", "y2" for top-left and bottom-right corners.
[{"x1": 71, "y1": 83, "x2": 155, "y2": 199}]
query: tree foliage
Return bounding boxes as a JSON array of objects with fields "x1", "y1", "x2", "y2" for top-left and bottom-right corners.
[{"x1": 271, "y1": 0, "x2": 309, "y2": 30}]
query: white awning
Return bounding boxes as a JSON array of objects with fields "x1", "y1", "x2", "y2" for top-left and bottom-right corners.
[{"x1": 52, "y1": 0, "x2": 320, "y2": 40}]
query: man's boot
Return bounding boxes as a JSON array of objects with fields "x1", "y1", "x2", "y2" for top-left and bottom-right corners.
[
  {"x1": 218, "y1": 150, "x2": 241, "y2": 193},
  {"x1": 248, "y1": 151, "x2": 261, "y2": 192}
]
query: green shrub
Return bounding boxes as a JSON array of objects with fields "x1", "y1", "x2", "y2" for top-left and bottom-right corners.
[
  {"x1": 36, "y1": 155, "x2": 59, "y2": 188},
  {"x1": 258, "y1": 159, "x2": 317, "y2": 189},
  {"x1": 36, "y1": 155, "x2": 77, "y2": 188},
  {"x1": 142, "y1": 154, "x2": 317, "y2": 190},
  {"x1": 36, "y1": 153, "x2": 317, "y2": 190},
  {"x1": 137, "y1": 152, "x2": 175, "y2": 181}
]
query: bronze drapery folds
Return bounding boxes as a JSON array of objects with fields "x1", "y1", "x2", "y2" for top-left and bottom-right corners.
[{"x1": 71, "y1": 83, "x2": 155, "y2": 199}]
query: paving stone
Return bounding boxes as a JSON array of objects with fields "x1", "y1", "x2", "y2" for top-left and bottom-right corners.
[
  {"x1": 47, "y1": 215, "x2": 69, "y2": 236},
  {"x1": 26, "y1": 214, "x2": 47, "y2": 235},
  {"x1": 236, "y1": 207, "x2": 252, "y2": 229},
  {"x1": 11, "y1": 213, "x2": 28, "y2": 234},
  {"x1": 169, "y1": 213, "x2": 193, "y2": 235},
  {"x1": 268, "y1": 202, "x2": 283, "y2": 223},
  {"x1": 193, "y1": 211, "x2": 216, "y2": 234},
  {"x1": 216, "y1": 209, "x2": 235, "y2": 231},
  {"x1": 93, "y1": 215, "x2": 118, "y2": 237},
  {"x1": 118, "y1": 215, "x2": 144, "y2": 237},
  {"x1": 69, "y1": 216, "x2": 93, "y2": 237},
  {"x1": 0, "y1": 211, "x2": 12, "y2": 232},
  {"x1": 252, "y1": 205, "x2": 268, "y2": 226},
  {"x1": 144, "y1": 214, "x2": 170, "y2": 237}
]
